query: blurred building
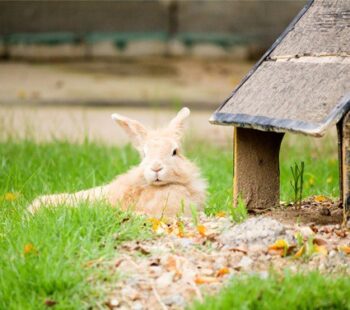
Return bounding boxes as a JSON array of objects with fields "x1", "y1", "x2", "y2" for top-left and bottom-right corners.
[{"x1": 0, "y1": 0, "x2": 306, "y2": 60}]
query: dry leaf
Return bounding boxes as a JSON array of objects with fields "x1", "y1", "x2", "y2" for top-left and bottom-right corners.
[
  {"x1": 338, "y1": 245, "x2": 350, "y2": 255},
  {"x1": 314, "y1": 195, "x2": 328, "y2": 203},
  {"x1": 269, "y1": 239, "x2": 289, "y2": 250},
  {"x1": 197, "y1": 225, "x2": 206, "y2": 237},
  {"x1": 314, "y1": 245, "x2": 328, "y2": 256},
  {"x1": 310, "y1": 224, "x2": 319, "y2": 233},
  {"x1": 335, "y1": 230, "x2": 347, "y2": 238},
  {"x1": 294, "y1": 245, "x2": 305, "y2": 258},
  {"x1": 229, "y1": 247, "x2": 248, "y2": 254},
  {"x1": 149, "y1": 218, "x2": 167, "y2": 234},
  {"x1": 194, "y1": 275, "x2": 217, "y2": 285},
  {"x1": 216, "y1": 267, "x2": 229, "y2": 277},
  {"x1": 268, "y1": 240, "x2": 290, "y2": 256},
  {"x1": 165, "y1": 255, "x2": 177, "y2": 271},
  {"x1": 24, "y1": 243, "x2": 35, "y2": 255},
  {"x1": 44, "y1": 299, "x2": 57, "y2": 307},
  {"x1": 215, "y1": 211, "x2": 226, "y2": 218},
  {"x1": 313, "y1": 238, "x2": 327, "y2": 246}
]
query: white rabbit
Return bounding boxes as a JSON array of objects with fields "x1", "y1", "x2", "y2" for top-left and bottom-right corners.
[{"x1": 28, "y1": 108, "x2": 207, "y2": 218}]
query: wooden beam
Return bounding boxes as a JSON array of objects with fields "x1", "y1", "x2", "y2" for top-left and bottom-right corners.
[
  {"x1": 341, "y1": 110, "x2": 350, "y2": 226},
  {"x1": 233, "y1": 128, "x2": 284, "y2": 210}
]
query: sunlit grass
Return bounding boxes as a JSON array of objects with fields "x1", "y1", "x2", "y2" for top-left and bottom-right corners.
[
  {"x1": 0, "y1": 130, "x2": 340, "y2": 308},
  {"x1": 191, "y1": 272, "x2": 350, "y2": 310}
]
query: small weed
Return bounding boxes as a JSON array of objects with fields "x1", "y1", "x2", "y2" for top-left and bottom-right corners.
[
  {"x1": 290, "y1": 161, "x2": 305, "y2": 209},
  {"x1": 230, "y1": 196, "x2": 248, "y2": 223},
  {"x1": 190, "y1": 204, "x2": 199, "y2": 227}
]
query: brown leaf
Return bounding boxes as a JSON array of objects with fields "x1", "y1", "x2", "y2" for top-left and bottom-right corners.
[
  {"x1": 313, "y1": 238, "x2": 327, "y2": 246},
  {"x1": 114, "y1": 258, "x2": 124, "y2": 268},
  {"x1": 229, "y1": 247, "x2": 248, "y2": 254},
  {"x1": 216, "y1": 267, "x2": 229, "y2": 277},
  {"x1": 135, "y1": 245, "x2": 151, "y2": 256},
  {"x1": 335, "y1": 230, "x2": 347, "y2": 238},
  {"x1": 309, "y1": 224, "x2": 319, "y2": 233},
  {"x1": 44, "y1": 299, "x2": 57, "y2": 307},
  {"x1": 338, "y1": 245, "x2": 350, "y2": 255},
  {"x1": 194, "y1": 275, "x2": 217, "y2": 285}
]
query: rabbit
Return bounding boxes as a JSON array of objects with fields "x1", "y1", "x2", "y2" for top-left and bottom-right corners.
[{"x1": 28, "y1": 107, "x2": 207, "y2": 218}]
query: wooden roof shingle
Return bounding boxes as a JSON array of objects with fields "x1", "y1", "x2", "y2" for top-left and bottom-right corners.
[{"x1": 210, "y1": 0, "x2": 350, "y2": 136}]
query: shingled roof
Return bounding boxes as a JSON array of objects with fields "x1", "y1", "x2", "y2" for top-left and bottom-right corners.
[{"x1": 210, "y1": 0, "x2": 350, "y2": 136}]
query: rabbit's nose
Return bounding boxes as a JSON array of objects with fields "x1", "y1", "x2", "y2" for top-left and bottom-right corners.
[{"x1": 152, "y1": 166, "x2": 163, "y2": 173}]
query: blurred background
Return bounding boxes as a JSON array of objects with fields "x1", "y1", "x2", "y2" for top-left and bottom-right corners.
[{"x1": 0, "y1": 0, "x2": 307, "y2": 145}]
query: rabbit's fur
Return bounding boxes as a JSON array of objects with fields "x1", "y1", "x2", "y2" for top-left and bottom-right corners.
[{"x1": 28, "y1": 108, "x2": 207, "y2": 218}]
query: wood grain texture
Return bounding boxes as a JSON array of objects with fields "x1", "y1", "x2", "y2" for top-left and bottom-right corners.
[
  {"x1": 216, "y1": 61, "x2": 350, "y2": 135},
  {"x1": 234, "y1": 128, "x2": 284, "y2": 210},
  {"x1": 341, "y1": 110, "x2": 350, "y2": 225},
  {"x1": 271, "y1": 0, "x2": 350, "y2": 58}
]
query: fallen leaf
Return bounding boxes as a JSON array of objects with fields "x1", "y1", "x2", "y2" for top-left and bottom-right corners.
[
  {"x1": 314, "y1": 245, "x2": 328, "y2": 256},
  {"x1": 135, "y1": 245, "x2": 151, "y2": 256},
  {"x1": 194, "y1": 275, "x2": 217, "y2": 285},
  {"x1": 44, "y1": 299, "x2": 57, "y2": 307},
  {"x1": 215, "y1": 211, "x2": 226, "y2": 218},
  {"x1": 228, "y1": 247, "x2": 248, "y2": 254},
  {"x1": 313, "y1": 238, "x2": 327, "y2": 246},
  {"x1": 24, "y1": 243, "x2": 35, "y2": 255},
  {"x1": 294, "y1": 245, "x2": 305, "y2": 258},
  {"x1": 309, "y1": 224, "x2": 319, "y2": 233},
  {"x1": 269, "y1": 239, "x2": 289, "y2": 250},
  {"x1": 165, "y1": 255, "x2": 177, "y2": 271},
  {"x1": 314, "y1": 195, "x2": 328, "y2": 203},
  {"x1": 149, "y1": 218, "x2": 168, "y2": 234},
  {"x1": 216, "y1": 267, "x2": 229, "y2": 277},
  {"x1": 197, "y1": 225, "x2": 206, "y2": 237},
  {"x1": 335, "y1": 230, "x2": 347, "y2": 238},
  {"x1": 176, "y1": 220, "x2": 186, "y2": 238},
  {"x1": 268, "y1": 248, "x2": 285, "y2": 256},
  {"x1": 268, "y1": 239, "x2": 291, "y2": 256},
  {"x1": 268, "y1": 239, "x2": 289, "y2": 256},
  {"x1": 338, "y1": 245, "x2": 350, "y2": 255}
]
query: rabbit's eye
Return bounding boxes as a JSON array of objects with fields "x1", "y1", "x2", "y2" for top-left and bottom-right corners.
[{"x1": 172, "y1": 149, "x2": 177, "y2": 156}]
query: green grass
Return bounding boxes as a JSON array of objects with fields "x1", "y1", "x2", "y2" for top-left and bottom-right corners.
[
  {"x1": 0, "y1": 132, "x2": 340, "y2": 309},
  {"x1": 190, "y1": 272, "x2": 350, "y2": 310},
  {"x1": 0, "y1": 140, "x2": 150, "y2": 309}
]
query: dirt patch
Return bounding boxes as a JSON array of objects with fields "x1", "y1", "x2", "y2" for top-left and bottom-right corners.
[
  {"x1": 102, "y1": 208, "x2": 349, "y2": 309},
  {"x1": 262, "y1": 196, "x2": 343, "y2": 226}
]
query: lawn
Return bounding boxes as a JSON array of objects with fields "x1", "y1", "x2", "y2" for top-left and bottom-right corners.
[
  {"x1": 0, "y1": 131, "x2": 341, "y2": 309},
  {"x1": 191, "y1": 272, "x2": 350, "y2": 310}
]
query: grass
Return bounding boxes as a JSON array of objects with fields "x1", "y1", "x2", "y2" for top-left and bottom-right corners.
[
  {"x1": 0, "y1": 140, "x2": 150, "y2": 309},
  {"x1": 0, "y1": 131, "x2": 340, "y2": 309},
  {"x1": 190, "y1": 272, "x2": 350, "y2": 310}
]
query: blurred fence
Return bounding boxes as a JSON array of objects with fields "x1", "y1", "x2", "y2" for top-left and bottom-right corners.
[{"x1": 0, "y1": 0, "x2": 306, "y2": 60}]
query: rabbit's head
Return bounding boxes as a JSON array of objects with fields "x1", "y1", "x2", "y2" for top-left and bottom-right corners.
[{"x1": 112, "y1": 108, "x2": 196, "y2": 186}]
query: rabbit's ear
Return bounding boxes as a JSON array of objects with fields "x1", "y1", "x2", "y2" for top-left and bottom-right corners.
[
  {"x1": 111, "y1": 114, "x2": 148, "y2": 148},
  {"x1": 168, "y1": 107, "x2": 190, "y2": 139}
]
